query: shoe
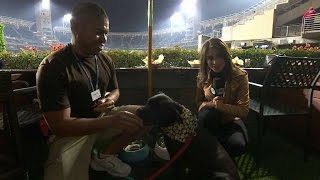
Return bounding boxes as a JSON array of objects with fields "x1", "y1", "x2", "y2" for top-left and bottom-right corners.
[{"x1": 90, "y1": 154, "x2": 131, "y2": 177}]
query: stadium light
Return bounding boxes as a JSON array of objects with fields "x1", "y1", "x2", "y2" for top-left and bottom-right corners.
[
  {"x1": 63, "y1": 13, "x2": 72, "y2": 23},
  {"x1": 63, "y1": 13, "x2": 72, "y2": 27},
  {"x1": 42, "y1": 0, "x2": 50, "y2": 10},
  {"x1": 170, "y1": 12, "x2": 185, "y2": 29},
  {"x1": 180, "y1": 0, "x2": 197, "y2": 18}
]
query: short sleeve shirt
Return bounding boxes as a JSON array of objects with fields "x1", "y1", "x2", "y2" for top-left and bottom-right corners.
[{"x1": 36, "y1": 44, "x2": 118, "y2": 118}]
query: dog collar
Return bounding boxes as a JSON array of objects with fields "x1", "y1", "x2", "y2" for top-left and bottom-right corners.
[{"x1": 162, "y1": 106, "x2": 197, "y2": 143}]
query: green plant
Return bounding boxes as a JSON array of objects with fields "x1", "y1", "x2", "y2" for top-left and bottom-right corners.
[
  {"x1": 105, "y1": 48, "x2": 199, "y2": 68},
  {"x1": 0, "y1": 24, "x2": 6, "y2": 52},
  {"x1": 0, "y1": 51, "x2": 49, "y2": 69},
  {"x1": 153, "y1": 47, "x2": 199, "y2": 68},
  {"x1": 106, "y1": 50, "x2": 147, "y2": 68},
  {"x1": 1, "y1": 48, "x2": 319, "y2": 69},
  {"x1": 230, "y1": 49, "x2": 320, "y2": 67}
]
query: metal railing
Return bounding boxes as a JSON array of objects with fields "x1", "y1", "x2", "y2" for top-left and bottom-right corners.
[
  {"x1": 0, "y1": 15, "x2": 35, "y2": 29},
  {"x1": 275, "y1": 13, "x2": 320, "y2": 37},
  {"x1": 199, "y1": 0, "x2": 288, "y2": 28},
  {"x1": 273, "y1": 24, "x2": 302, "y2": 37},
  {"x1": 232, "y1": 0, "x2": 288, "y2": 27},
  {"x1": 302, "y1": 13, "x2": 320, "y2": 33}
]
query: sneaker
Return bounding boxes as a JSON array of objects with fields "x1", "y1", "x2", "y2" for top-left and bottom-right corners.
[{"x1": 90, "y1": 154, "x2": 131, "y2": 177}]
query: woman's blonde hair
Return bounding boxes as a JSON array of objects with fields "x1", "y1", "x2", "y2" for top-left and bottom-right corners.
[{"x1": 197, "y1": 38, "x2": 234, "y2": 87}]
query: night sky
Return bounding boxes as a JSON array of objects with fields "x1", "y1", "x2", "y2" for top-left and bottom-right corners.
[{"x1": 0, "y1": 0, "x2": 261, "y2": 32}]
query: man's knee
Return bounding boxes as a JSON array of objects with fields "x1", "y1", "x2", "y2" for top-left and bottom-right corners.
[{"x1": 45, "y1": 136, "x2": 95, "y2": 180}]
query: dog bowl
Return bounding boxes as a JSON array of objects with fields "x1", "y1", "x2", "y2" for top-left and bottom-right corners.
[
  {"x1": 154, "y1": 137, "x2": 170, "y2": 161},
  {"x1": 119, "y1": 140, "x2": 150, "y2": 163}
]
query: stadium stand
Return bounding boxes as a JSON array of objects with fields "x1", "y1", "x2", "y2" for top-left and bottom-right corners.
[{"x1": 1, "y1": 0, "x2": 320, "y2": 51}]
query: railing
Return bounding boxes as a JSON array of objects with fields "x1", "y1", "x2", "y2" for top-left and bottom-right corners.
[
  {"x1": 302, "y1": 13, "x2": 320, "y2": 33},
  {"x1": 0, "y1": 15, "x2": 35, "y2": 29},
  {"x1": 273, "y1": 24, "x2": 302, "y2": 37},
  {"x1": 200, "y1": 0, "x2": 288, "y2": 28},
  {"x1": 232, "y1": 0, "x2": 289, "y2": 27}
]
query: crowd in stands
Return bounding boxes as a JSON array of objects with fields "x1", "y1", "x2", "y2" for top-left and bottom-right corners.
[
  {"x1": 54, "y1": 31, "x2": 200, "y2": 50},
  {"x1": 3, "y1": 21, "x2": 225, "y2": 51},
  {"x1": 4, "y1": 24, "x2": 49, "y2": 51}
]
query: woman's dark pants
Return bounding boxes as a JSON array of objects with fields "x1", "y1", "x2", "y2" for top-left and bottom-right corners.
[{"x1": 198, "y1": 107, "x2": 248, "y2": 158}]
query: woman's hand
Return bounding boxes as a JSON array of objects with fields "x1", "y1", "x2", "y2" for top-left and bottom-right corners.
[
  {"x1": 211, "y1": 96, "x2": 223, "y2": 108},
  {"x1": 198, "y1": 101, "x2": 212, "y2": 112},
  {"x1": 204, "y1": 84, "x2": 215, "y2": 101},
  {"x1": 94, "y1": 98, "x2": 115, "y2": 113},
  {"x1": 198, "y1": 96, "x2": 224, "y2": 112}
]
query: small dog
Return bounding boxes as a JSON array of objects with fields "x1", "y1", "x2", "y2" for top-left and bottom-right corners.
[{"x1": 137, "y1": 93, "x2": 240, "y2": 180}]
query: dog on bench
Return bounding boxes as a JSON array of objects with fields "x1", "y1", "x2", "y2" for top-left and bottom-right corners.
[{"x1": 136, "y1": 93, "x2": 240, "y2": 180}]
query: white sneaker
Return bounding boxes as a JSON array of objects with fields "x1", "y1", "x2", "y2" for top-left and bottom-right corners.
[{"x1": 90, "y1": 154, "x2": 131, "y2": 177}]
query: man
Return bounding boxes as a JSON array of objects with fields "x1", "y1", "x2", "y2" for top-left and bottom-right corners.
[
  {"x1": 36, "y1": 3, "x2": 142, "y2": 180},
  {"x1": 303, "y1": 7, "x2": 316, "y2": 30}
]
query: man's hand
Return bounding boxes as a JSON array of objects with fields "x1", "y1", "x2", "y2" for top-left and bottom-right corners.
[
  {"x1": 94, "y1": 98, "x2": 115, "y2": 113},
  {"x1": 109, "y1": 111, "x2": 143, "y2": 134}
]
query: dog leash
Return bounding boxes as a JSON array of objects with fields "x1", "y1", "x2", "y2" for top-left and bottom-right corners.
[{"x1": 145, "y1": 136, "x2": 194, "y2": 180}]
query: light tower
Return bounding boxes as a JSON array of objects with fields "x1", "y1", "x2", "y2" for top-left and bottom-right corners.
[
  {"x1": 35, "y1": 0, "x2": 53, "y2": 41},
  {"x1": 63, "y1": 13, "x2": 72, "y2": 28},
  {"x1": 183, "y1": 0, "x2": 200, "y2": 41},
  {"x1": 170, "y1": 0, "x2": 200, "y2": 41}
]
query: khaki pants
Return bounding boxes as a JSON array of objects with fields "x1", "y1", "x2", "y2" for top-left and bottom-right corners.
[{"x1": 43, "y1": 105, "x2": 140, "y2": 180}]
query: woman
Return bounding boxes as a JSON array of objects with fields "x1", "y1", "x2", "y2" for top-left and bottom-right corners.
[{"x1": 196, "y1": 38, "x2": 249, "y2": 157}]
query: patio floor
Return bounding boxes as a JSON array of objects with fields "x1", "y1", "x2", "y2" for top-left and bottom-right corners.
[{"x1": 89, "y1": 115, "x2": 320, "y2": 180}]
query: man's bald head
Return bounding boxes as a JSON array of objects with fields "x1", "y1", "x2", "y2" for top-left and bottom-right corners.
[{"x1": 70, "y1": 2, "x2": 108, "y2": 30}]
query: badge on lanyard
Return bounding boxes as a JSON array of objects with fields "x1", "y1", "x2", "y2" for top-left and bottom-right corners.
[
  {"x1": 91, "y1": 89, "x2": 101, "y2": 101},
  {"x1": 75, "y1": 54, "x2": 100, "y2": 102}
]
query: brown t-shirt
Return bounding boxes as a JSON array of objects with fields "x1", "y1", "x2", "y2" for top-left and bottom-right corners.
[{"x1": 36, "y1": 44, "x2": 118, "y2": 118}]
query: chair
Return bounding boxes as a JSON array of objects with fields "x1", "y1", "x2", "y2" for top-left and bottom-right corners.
[
  {"x1": 248, "y1": 56, "x2": 320, "y2": 162},
  {"x1": 0, "y1": 71, "x2": 47, "y2": 179}
]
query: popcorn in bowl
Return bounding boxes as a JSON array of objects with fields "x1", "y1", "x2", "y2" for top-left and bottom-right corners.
[
  {"x1": 232, "y1": 56, "x2": 244, "y2": 67},
  {"x1": 187, "y1": 60, "x2": 201, "y2": 68},
  {"x1": 142, "y1": 54, "x2": 164, "y2": 68}
]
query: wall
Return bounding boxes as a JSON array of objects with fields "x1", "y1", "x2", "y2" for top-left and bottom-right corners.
[
  {"x1": 116, "y1": 68, "x2": 199, "y2": 112},
  {"x1": 221, "y1": 9, "x2": 275, "y2": 41}
]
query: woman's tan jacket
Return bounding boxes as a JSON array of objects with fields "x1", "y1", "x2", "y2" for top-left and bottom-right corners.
[{"x1": 196, "y1": 66, "x2": 249, "y2": 120}]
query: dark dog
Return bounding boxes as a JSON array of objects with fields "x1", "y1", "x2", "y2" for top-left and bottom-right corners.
[{"x1": 137, "y1": 94, "x2": 240, "y2": 180}]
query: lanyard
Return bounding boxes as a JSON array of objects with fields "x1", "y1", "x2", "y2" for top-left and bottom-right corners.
[{"x1": 74, "y1": 52, "x2": 99, "y2": 92}]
